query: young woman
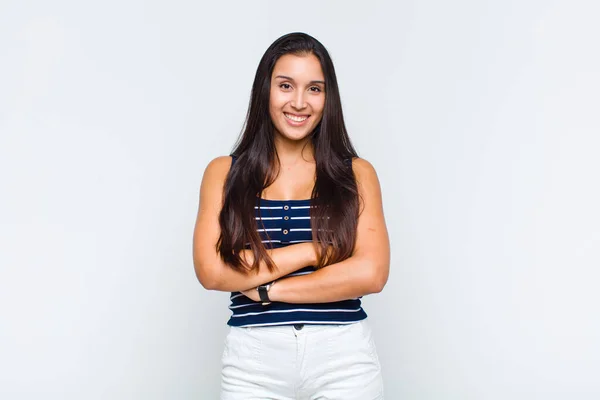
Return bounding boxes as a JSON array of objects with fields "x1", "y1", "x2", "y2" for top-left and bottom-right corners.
[{"x1": 193, "y1": 32, "x2": 390, "y2": 399}]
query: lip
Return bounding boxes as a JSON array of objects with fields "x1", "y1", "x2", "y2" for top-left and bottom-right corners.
[
  {"x1": 285, "y1": 112, "x2": 310, "y2": 117},
  {"x1": 284, "y1": 112, "x2": 310, "y2": 126}
]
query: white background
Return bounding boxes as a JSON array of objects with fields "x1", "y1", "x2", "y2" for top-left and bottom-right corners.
[{"x1": 1, "y1": 0, "x2": 599, "y2": 399}]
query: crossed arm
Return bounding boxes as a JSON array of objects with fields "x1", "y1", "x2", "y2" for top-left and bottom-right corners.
[{"x1": 192, "y1": 156, "x2": 390, "y2": 302}]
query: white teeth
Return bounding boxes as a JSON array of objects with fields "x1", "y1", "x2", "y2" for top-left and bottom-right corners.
[{"x1": 284, "y1": 113, "x2": 308, "y2": 122}]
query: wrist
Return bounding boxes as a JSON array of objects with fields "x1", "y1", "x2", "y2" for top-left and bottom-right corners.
[
  {"x1": 305, "y1": 242, "x2": 318, "y2": 266},
  {"x1": 257, "y1": 281, "x2": 276, "y2": 305},
  {"x1": 268, "y1": 279, "x2": 282, "y2": 302}
]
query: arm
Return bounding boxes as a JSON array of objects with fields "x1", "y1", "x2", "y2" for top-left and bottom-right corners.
[
  {"x1": 242, "y1": 157, "x2": 390, "y2": 303},
  {"x1": 192, "y1": 156, "x2": 318, "y2": 292}
]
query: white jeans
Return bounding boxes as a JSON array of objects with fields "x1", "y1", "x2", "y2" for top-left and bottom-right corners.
[{"x1": 220, "y1": 319, "x2": 384, "y2": 399}]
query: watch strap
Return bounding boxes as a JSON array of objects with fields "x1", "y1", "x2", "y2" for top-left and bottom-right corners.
[{"x1": 257, "y1": 281, "x2": 274, "y2": 305}]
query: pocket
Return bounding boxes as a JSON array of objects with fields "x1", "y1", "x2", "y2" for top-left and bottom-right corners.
[
  {"x1": 223, "y1": 327, "x2": 261, "y2": 363},
  {"x1": 368, "y1": 335, "x2": 381, "y2": 367},
  {"x1": 359, "y1": 320, "x2": 381, "y2": 367},
  {"x1": 221, "y1": 334, "x2": 229, "y2": 364}
]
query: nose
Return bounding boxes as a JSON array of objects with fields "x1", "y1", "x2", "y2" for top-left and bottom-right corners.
[{"x1": 290, "y1": 91, "x2": 307, "y2": 110}]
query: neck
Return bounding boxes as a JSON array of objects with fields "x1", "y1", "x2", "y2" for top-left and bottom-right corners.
[{"x1": 273, "y1": 135, "x2": 315, "y2": 166}]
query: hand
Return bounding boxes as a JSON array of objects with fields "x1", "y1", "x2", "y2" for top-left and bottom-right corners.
[{"x1": 241, "y1": 287, "x2": 261, "y2": 302}]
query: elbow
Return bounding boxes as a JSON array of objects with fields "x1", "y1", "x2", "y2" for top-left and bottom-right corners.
[
  {"x1": 193, "y1": 259, "x2": 220, "y2": 291},
  {"x1": 199, "y1": 277, "x2": 219, "y2": 291},
  {"x1": 368, "y1": 261, "x2": 389, "y2": 294},
  {"x1": 371, "y1": 277, "x2": 387, "y2": 294}
]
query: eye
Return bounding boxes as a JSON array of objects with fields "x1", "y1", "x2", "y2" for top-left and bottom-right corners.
[
  {"x1": 309, "y1": 86, "x2": 322, "y2": 93},
  {"x1": 279, "y1": 83, "x2": 292, "y2": 90}
]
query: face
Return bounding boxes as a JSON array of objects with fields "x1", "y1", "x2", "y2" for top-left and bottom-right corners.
[{"x1": 269, "y1": 53, "x2": 326, "y2": 143}]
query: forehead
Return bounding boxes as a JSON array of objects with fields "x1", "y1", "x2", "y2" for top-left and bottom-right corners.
[{"x1": 272, "y1": 53, "x2": 324, "y2": 81}]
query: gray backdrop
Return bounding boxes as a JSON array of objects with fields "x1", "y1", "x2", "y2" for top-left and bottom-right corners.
[{"x1": 1, "y1": 0, "x2": 599, "y2": 399}]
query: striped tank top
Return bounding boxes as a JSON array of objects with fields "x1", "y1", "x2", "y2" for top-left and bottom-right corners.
[{"x1": 226, "y1": 155, "x2": 367, "y2": 327}]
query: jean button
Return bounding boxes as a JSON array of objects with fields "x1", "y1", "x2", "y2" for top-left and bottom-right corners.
[{"x1": 293, "y1": 324, "x2": 304, "y2": 330}]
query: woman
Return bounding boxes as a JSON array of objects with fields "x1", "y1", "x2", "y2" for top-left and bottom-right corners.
[{"x1": 193, "y1": 32, "x2": 390, "y2": 399}]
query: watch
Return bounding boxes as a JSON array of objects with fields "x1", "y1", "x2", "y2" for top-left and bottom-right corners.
[{"x1": 257, "y1": 281, "x2": 275, "y2": 305}]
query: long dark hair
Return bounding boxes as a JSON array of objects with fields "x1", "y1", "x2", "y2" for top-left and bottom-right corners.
[{"x1": 217, "y1": 32, "x2": 360, "y2": 273}]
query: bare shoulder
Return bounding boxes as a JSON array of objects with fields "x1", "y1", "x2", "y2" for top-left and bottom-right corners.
[
  {"x1": 350, "y1": 157, "x2": 383, "y2": 209},
  {"x1": 198, "y1": 155, "x2": 233, "y2": 211},
  {"x1": 351, "y1": 157, "x2": 380, "y2": 185},
  {"x1": 204, "y1": 155, "x2": 233, "y2": 177},
  {"x1": 201, "y1": 155, "x2": 233, "y2": 187}
]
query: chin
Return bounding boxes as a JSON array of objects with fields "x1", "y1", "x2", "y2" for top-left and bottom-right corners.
[
  {"x1": 273, "y1": 124, "x2": 313, "y2": 141},
  {"x1": 278, "y1": 130, "x2": 313, "y2": 142}
]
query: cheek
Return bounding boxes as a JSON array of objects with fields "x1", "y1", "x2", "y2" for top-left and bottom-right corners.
[
  {"x1": 268, "y1": 97, "x2": 277, "y2": 118},
  {"x1": 269, "y1": 94, "x2": 286, "y2": 114},
  {"x1": 313, "y1": 99, "x2": 325, "y2": 117}
]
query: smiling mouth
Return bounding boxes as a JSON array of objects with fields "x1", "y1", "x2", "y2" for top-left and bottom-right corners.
[{"x1": 284, "y1": 112, "x2": 309, "y2": 122}]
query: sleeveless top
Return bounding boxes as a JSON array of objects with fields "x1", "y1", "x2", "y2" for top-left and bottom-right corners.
[{"x1": 226, "y1": 155, "x2": 367, "y2": 327}]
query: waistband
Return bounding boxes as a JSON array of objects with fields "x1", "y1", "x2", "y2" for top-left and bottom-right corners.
[{"x1": 230, "y1": 320, "x2": 364, "y2": 335}]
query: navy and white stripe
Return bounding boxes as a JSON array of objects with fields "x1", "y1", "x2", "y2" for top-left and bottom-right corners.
[{"x1": 226, "y1": 155, "x2": 367, "y2": 327}]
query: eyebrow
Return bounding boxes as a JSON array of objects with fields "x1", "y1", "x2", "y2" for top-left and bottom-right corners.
[{"x1": 274, "y1": 75, "x2": 325, "y2": 85}]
